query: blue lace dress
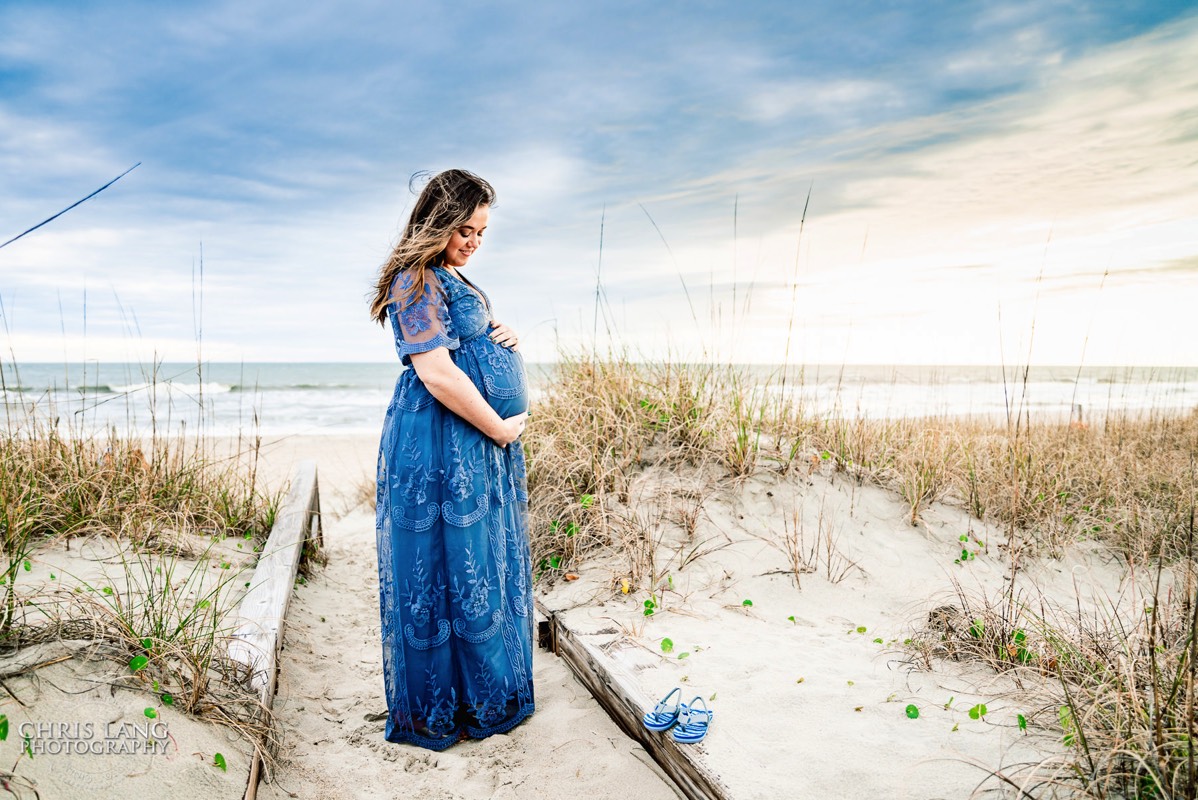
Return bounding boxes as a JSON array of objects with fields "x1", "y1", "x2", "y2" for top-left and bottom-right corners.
[{"x1": 374, "y1": 265, "x2": 534, "y2": 750}]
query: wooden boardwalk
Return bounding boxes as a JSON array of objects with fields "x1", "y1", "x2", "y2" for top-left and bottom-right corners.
[{"x1": 229, "y1": 461, "x2": 323, "y2": 800}]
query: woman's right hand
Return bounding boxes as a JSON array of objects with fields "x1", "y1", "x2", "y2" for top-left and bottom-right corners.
[{"x1": 490, "y1": 412, "x2": 528, "y2": 447}]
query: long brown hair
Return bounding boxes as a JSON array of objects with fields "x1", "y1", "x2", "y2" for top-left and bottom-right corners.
[{"x1": 370, "y1": 169, "x2": 496, "y2": 324}]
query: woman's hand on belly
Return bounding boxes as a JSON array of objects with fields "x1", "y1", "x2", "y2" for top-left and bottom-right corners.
[
  {"x1": 492, "y1": 411, "x2": 528, "y2": 447},
  {"x1": 488, "y1": 321, "x2": 520, "y2": 351},
  {"x1": 409, "y1": 347, "x2": 509, "y2": 443}
]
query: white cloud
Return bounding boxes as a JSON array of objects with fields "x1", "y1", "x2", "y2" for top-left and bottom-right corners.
[
  {"x1": 744, "y1": 79, "x2": 900, "y2": 123},
  {"x1": 537, "y1": 15, "x2": 1198, "y2": 366},
  {"x1": 3, "y1": 5, "x2": 1196, "y2": 368}
]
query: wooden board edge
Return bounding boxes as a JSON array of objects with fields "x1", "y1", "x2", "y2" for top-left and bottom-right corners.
[
  {"x1": 536, "y1": 600, "x2": 732, "y2": 800},
  {"x1": 230, "y1": 461, "x2": 321, "y2": 800}
]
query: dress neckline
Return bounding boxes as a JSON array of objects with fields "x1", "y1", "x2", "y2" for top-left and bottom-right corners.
[{"x1": 433, "y1": 265, "x2": 491, "y2": 313}]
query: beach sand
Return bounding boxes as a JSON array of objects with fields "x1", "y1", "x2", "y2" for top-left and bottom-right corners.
[
  {"x1": 0, "y1": 429, "x2": 1143, "y2": 799},
  {"x1": 250, "y1": 434, "x2": 681, "y2": 800},
  {"x1": 538, "y1": 457, "x2": 1135, "y2": 799},
  {"x1": 249, "y1": 433, "x2": 1137, "y2": 800}
]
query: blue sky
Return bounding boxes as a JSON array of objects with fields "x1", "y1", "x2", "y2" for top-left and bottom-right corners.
[{"x1": 1, "y1": 1, "x2": 1195, "y2": 365}]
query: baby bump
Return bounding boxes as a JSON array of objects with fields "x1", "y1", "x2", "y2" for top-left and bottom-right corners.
[{"x1": 470, "y1": 337, "x2": 528, "y2": 419}]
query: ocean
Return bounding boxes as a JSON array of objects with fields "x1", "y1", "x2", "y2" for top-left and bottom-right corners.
[{"x1": 1, "y1": 361, "x2": 1195, "y2": 437}]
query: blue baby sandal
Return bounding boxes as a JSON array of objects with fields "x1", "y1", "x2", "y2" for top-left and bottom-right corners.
[
  {"x1": 671, "y1": 696, "x2": 713, "y2": 743},
  {"x1": 642, "y1": 687, "x2": 685, "y2": 732}
]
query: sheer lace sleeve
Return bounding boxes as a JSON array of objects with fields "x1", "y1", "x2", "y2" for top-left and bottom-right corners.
[{"x1": 390, "y1": 269, "x2": 459, "y2": 366}]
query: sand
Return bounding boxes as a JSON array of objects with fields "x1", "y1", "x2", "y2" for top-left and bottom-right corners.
[
  {"x1": 250, "y1": 434, "x2": 681, "y2": 800},
  {"x1": 538, "y1": 457, "x2": 1134, "y2": 799},
  {"x1": 1, "y1": 512, "x2": 261, "y2": 798},
  {"x1": 0, "y1": 429, "x2": 1142, "y2": 799}
]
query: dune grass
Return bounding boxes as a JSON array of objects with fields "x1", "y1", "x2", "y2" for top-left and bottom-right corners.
[
  {"x1": 0, "y1": 362, "x2": 284, "y2": 766},
  {"x1": 525, "y1": 350, "x2": 1198, "y2": 575},
  {"x1": 524, "y1": 349, "x2": 1198, "y2": 798},
  {"x1": 909, "y1": 545, "x2": 1197, "y2": 798},
  {"x1": 0, "y1": 419, "x2": 278, "y2": 626}
]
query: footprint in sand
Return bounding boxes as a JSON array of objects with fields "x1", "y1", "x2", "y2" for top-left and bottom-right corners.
[
  {"x1": 346, "y1": 724, "x2": 442, "y2": 772},
  {"x1": 403, "y1": 753, "x2": 439, "y2": 773}
]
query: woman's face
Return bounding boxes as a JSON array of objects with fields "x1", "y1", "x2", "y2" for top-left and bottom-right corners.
[{"x1": 441, "y1": 204, "x2": 489, "y2": 268}]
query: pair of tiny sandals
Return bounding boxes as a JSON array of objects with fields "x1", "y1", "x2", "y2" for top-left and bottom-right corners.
[{"x1": 641, "y1": 686, "x2": 714, "y2": 743}]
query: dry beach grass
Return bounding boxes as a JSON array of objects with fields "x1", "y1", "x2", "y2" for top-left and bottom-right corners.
[
  {"x1": 524, "y1": 351, "x2": 1198, "y2": 799},
  {"x1": 0, "y1": 391, "x2": 285, "y2": 794}
]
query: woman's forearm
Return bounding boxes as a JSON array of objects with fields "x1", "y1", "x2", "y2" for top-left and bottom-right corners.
[{"x1": 413, "y1": 354, "x2": 505, "y2": 440}]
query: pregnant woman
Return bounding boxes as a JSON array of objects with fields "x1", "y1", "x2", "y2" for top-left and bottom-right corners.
[{"x1": 369, "y1": 169, "x2": 533, "y2": 750}]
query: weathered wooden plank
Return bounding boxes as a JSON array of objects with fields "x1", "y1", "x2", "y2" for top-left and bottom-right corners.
[
  {"x1": 229, "y1": 461, "x2": 321, "y2": 800},
  {"x1": 536, "y1": 600, "x2": 732, "y2": 800}
]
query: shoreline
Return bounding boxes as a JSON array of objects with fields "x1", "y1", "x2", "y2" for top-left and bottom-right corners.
[{"x1": 2, "y1": 400, "x2": 1193, "y2": 443}]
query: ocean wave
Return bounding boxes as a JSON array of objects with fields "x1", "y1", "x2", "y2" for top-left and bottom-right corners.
[
  {"x1": 109, "y1": 381, "x2": 234, "y2": 395},
  {"x1": 219, "y1": 382, "x2": 365, "y2": 392},
  {"x1": 34, "y1": 381, "x2": 377, "y2": 395}
]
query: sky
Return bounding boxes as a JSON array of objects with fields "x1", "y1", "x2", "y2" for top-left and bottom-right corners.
[{"x1": 0, "y1": 1, "x2": 1195, "y2": 366}]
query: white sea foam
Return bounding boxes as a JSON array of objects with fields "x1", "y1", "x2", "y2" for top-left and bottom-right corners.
[
  {"x1": 0, "y1": 362, "x2": 1193, "y2": 436},
  {"x1": 108, "y1": 381, "x2": 234, "y2": 395}
]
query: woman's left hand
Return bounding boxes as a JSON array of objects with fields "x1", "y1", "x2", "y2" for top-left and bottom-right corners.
[{"x1": 489, "y1": 321, "x2": 520, "y2": 351}]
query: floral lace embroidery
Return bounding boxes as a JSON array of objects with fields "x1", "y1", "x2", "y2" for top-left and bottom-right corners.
[
  {"x1": 510, "y1": 537, "x2": 530, "y2": 618},
  {"x1": 405, "y1": 550, "x2": 446, "y2": 628},
  {"x1": 398, "y1": 431, "x2": 437, "y2": 505},
  {"x1": 447, "y1": 430, "x2": 475, "y2": 502},
  {"x1": 392, "y1": 271, "x2": 458, "y2": 363},
  {"x1": 453, "y1": 609, "x2": 503, "y2": 643},
  {"x1": 404, "y1": 619, "x2": 451, "y2": 650},
  {"x1": 451, "y1": 546, "x2": 493, "y2": 621},
  {"x1": 482, "y1": 338, "x2": 511, "y2": 372},
  {"x1": 399, "y1": 293, "x2": 434, "y2": 335},
  {"x1": 416, "y1": 668, "x2": 458, "y2": 737},
  {"x1": 468, "y1": 663, "x2": 512, "y2": 726}
]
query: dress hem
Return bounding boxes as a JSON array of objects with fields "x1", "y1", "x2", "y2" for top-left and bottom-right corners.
[{"x1": 382, "y1": 703, "x2": 536, "y2": 752}]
